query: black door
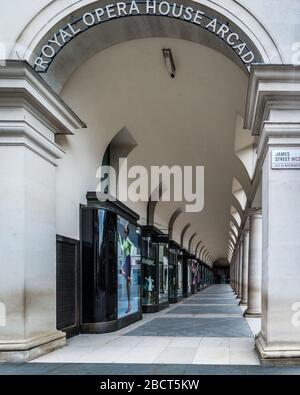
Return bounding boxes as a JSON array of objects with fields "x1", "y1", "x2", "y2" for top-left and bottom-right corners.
[{"x1": 56, "y1": 235, "x2": 80, "y2": 337}]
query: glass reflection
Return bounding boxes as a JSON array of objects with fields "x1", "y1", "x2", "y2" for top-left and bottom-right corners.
[
  {"x1": 169, "y1": 247, "x2": 177, "y2": 300},
  {"x1": 117, "y1": 216, "x2": 141, "y2": 318},
  {"x1": 159, "y1": 243, "x2": 169, "y2": 303},
  {"x1": 142, "y1": 236, "x2": 157, "y2": 306},
  {"x1": 177, "y1": 253, "x2": 183, "y2": 297}
]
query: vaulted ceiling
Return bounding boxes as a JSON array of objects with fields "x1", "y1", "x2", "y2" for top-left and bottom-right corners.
[{"x1": 59, "y1": 37, "x2": 252, "y2": 263}]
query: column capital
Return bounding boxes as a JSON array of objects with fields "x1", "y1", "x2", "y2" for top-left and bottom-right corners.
[
  {"x1": 245, "y1": 65, "x2": 300, "y2": 136},
  {"x1": 0, "y1": 61, "x2": 86, "y2": 166},
  {"x1": 0, "y1": 60, "x2": 86, "y2": 134},
  {"x1": 244, "y1": 64, "x2": 300, "y2": 167},
  {"x1": 257, "y1": 122, "x2": 300, "y2": 163},
  {"x1": 242, "y1": 229, "x2": 250, "y2": 237},
  {"x1": 248, "y1": 207, "x2": 262, "y2": 217}
]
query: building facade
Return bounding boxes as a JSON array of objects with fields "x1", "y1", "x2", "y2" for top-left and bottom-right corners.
[{"x1": 0, "y1": 0, "x2": 300, "y2": 364}]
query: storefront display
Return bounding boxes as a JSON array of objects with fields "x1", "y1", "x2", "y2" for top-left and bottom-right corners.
[
  {"x1": 158, "y1": 239, "x2": 169, "y2": 305},
  {"x1": 191, "y1": 259, "x2": 198, "y2": 294},
  {"x1": 81, "y1": 193, "x2": 142, "y2": 333},
  {"x1": 199, "y1": 263, "x2": 213, "y2": 288},
  {"x1": 118, "y1": 216, "x2": 141, "y2": 318},
  {"x1": 182, "y1": 251, "x2": 195, "y2": 298},
  {"x1": 141, "y1": 227, "x2": 169, "y2": 312},
  {"x1": 182, "y1": 250, "x2": 188, "y2": 298},
  {"x1": 198, "y1": 260, "x2": 203, "y2": 291},
  {"x1": 168, "y1": 241, "x2": 183, "y2": 303}
]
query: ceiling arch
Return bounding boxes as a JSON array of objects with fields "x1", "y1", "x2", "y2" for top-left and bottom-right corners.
[
  {"x1": 57, "y1": 36, "x2": 252, "y2": 263},
  {"x1": 10, "y1": 0, "x2": 282, "y2": 93}
]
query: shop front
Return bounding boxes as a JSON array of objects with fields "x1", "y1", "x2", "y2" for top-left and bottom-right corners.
[
  {"x1": 190, "y1": 259, "x2": 199, "y2": 294},
  {"x1": 141, "y1": 227, "x2": 169, "y2": 313},
  {"x1": 198, "y1": 261, "x2": 204, "y2": 291},
  {"x1": 168, "y1": 241, "x2": 183, "y2": 303},
  {"x1": 80, "y1": 193, "x2": 142, "y2": 333},
  {"x1": 182, "y1": 251, "x2": 196, "y2": 298}
]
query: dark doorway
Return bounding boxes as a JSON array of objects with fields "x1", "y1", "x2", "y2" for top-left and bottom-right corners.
[{"x1": 56, "y1": 235, "x2": 80, "y2": 337}]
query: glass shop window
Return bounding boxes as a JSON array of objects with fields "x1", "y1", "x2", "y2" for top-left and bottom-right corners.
[
  {"x1": 117, "y1": 216, "x2": 141, "y2": 318},
  {"x1": 169, "y1": 248, "x2": 177, "y2": 299},
  {"x1": 177, "y1": 255, "x2": 183, "y2": 297},
  {"x1": 142, "y1": 236, "x2": 157, "y2": 306},
  {"x1": 159, "y1": 244, "x2": 169, "y2": 303}
]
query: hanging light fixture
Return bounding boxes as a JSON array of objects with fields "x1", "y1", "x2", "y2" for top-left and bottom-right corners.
[{"x1": 162, "y1": 48, "x2": 176, "y2": 78}]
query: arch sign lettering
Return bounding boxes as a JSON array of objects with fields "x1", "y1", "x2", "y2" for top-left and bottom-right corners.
[{"x1": 34, "y1": 0, "x2": 257, "y2": 73}]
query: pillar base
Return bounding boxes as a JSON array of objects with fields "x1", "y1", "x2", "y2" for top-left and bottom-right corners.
[
  {"x1": 255, "y1": 333, "x2": 300, "y2": 365},
  {"x1": 0, "y1": 331, "x2": 66, "y2": 362},
  {"x1": 244, "y1": 309, "x2": 261, "y2": 318},
  {"x1": 239, "y1": 301, "x2": 247, "y2": 306}
]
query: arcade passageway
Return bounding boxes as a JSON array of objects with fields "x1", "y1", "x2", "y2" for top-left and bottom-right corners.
[
  {"x1": 2, "y1": 0, "x2": 300, "y2": 368},
  {"x1": 30, "y1": 285, "x2": 259, "y2": 365}
]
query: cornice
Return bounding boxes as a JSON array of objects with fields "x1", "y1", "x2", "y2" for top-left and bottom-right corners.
[
  {"x1": 0, "y1": 60, "x2": 86, "y2": 135},
  {"x1": 0, "y1": 120, "x2": 65, "y2": 166},
  {"x1": 245, "y1": 65, "x2": 300, "y2": 135}
]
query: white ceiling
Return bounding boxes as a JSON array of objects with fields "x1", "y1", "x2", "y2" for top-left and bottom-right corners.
[{"x1": 60, "y1": 37, "x2": 251, "y2": 262}]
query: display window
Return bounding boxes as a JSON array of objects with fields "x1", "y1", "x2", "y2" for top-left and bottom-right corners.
[
  {"x1": 177, "y1": 254, "x2": 183, "y2": 297},
  {"x1": 117, "y1": 216, "x2": 141, "y2": 318},
  {"x1": 158, "y1": 243, "x2": 169, "y2": 303},
  {"x1": 168, "y1": 247, "x2": 178, "y2": 300},
  {"x1": 81, "y1": 195, "x2": 142, "y2": 333},
  {"x1": 187, "y1": 259, "x2": 194, "y2": 294},
  {"x1": 191, "y1": 260, "x2": 198, "y2": 293},
  {"x1": 141, "y1": 236, "x2": 157, "y2": 306}
]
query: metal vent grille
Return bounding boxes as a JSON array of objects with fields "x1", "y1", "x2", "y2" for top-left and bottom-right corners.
[{"x1": 56, "y1": 237, "x2": 79, "y2": 335}]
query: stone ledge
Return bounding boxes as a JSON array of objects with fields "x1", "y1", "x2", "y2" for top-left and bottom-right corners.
[
  {"x1": 0, "y1": 331, "x2": 66, "y2": 362},
  {"x1": 0, "y1": 60, "x2": 86, "y2": 135},
  {"x1": 244, "y1": 310, "x2": 261, "y2": 318},
  {"x1": 256, "y1": 332, "x2": 300, "y2": 365}
]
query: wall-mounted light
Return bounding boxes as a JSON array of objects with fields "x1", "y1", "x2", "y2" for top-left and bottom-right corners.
[{"x1": 162, "y1": 48, "x2": 176, "y2": 78}]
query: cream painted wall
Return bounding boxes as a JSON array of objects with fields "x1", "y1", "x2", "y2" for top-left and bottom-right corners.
[
  {"x1": 237, "y1": 0, "x2": 300, "y2": 63},
  {"x1": 0, "y1": 0, "x2": 49, "y2": 56},
  {"x1": 57, "y1": 37, "x2": 248, "y2": 261}
]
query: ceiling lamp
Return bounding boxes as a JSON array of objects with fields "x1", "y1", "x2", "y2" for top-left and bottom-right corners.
[{"x1": 162, "y1": 48, "x2": 176, "y2": 78}]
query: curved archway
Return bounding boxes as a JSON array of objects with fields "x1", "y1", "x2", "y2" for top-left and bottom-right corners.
[
  {"x1": 180, "y1": 223, "x2": 191, "y2": 247},
  {"x1": 188, "y1": 232, "x2": 197, "y2": 252},
  {"x1": 27, "y1": 1, "x2": 270, "y2": 261},
  {"x1": 168, "y1": 208, "x2": 182, "y2": 239},
  {"x1": 10, "y1": 0, "x2": 282, "y2": 93}
]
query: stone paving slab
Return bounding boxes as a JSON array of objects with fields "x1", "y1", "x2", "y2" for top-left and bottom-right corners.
[
  {"x1": 124, "y1": 318, "x2": 253, "y2": 338},
  {"x1": 167, "y1": 305, "x2": 242, "y2": 315},
  {"x1": 199, "y1": 292, "x2": 234, "y2": 296},
  {"x1": 2, "y1": 285, "x2": 260, "y2": 368},
  {"x1": 2, "y1": 362, "x2": 300, "y2": 375},
  {"x1": 163, "y1": 314, "x2": 242, "y2": 318},
  {"x1": 192, "y1": 295, "x2": 235, "y2": 299},
  {"x1": 183, "y1": 299, "x2": 237, "y2": 305}
]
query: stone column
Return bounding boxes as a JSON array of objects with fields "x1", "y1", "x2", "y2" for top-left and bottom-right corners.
[
  {"x1": 234, "y1": 253, "x2": 237, "y2": 292},
  {"x1": 234, "y1": 246, "x2": 240, "y2": 295},
  {"x1": 0, "y1": 62, "x2": 85, "y2": 362},
  {"x1": 233, "y1": 250, "x2": 238, "y2": 293},
  {"x1": 245, "y1": 65, "x2": 300, "y2": 363},
  {"x1": 240, "y1": 230, "x2": 250, "y2": 305},
  {"x1": 244, "y1": 209, "x2": 262, "y2": 317},
  {"x1": 237, "y1": 238, "x2": 243, "y2": 298},
  {"x1": 230, "y1": 256, "x2": 235, "y2": 291}
]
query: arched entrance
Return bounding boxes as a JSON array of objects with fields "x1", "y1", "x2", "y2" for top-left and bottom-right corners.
[
  {"x1": 1, "y1": 0, "x2": 293, "y2": 365},
  {"x1": 12, "y1": 0, "x2": 282, "y2": 92}
]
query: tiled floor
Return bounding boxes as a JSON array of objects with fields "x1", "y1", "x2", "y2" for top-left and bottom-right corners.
[{"x1": 29, "y1": 284, "x2": 260, "y2": 366}]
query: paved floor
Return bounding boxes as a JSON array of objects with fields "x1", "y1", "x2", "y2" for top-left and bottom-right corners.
[
  {"x1": 27, "y1": 284, "x2": 259, "y2": 366},
  {"x1": 2, "y1": 363, "x2": 300, "y2": 375},
  {"x1": 2, "y1": 285, "x2": 300, "y2": 374}
]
